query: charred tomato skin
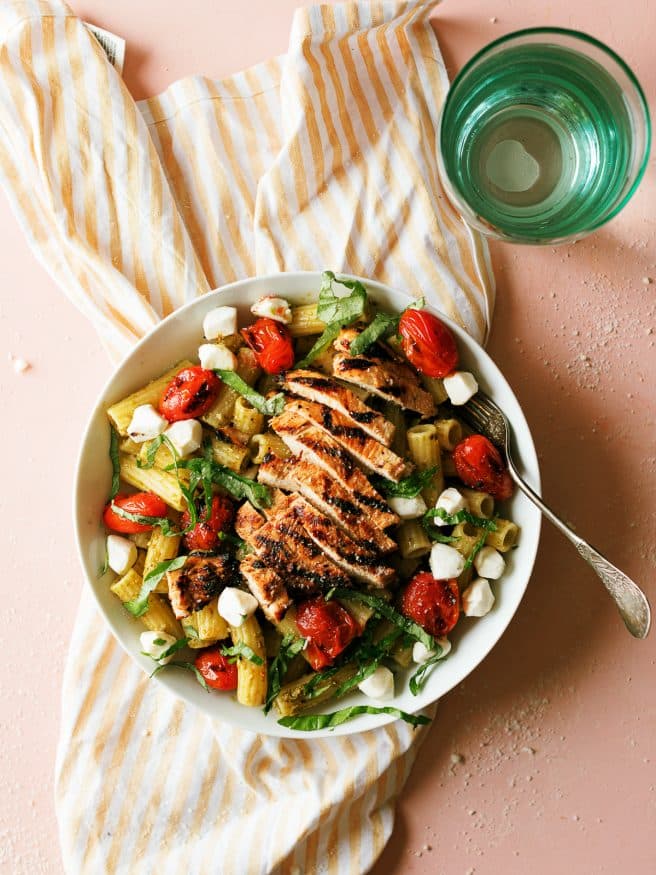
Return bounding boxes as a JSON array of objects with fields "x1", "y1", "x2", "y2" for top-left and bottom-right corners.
[
  {"x1": 158, "y1": 366, "x2": 221, "y2": 422},
  {"x1": 399, "y1": 572, "x2": 460, "y2": 638},
  {"x1": 295, "y1": 595, "x2": 361, "y2": 670},
  {"x1": 453, "y1": 434, "x2": 514, "y2": 501},
  {"x1": 398, "y1": 309, "x2": 459, "y2": 378},
  {"x1": 194, "y1": 648, "x2": 238, "y2": 691},
  {"x1": 241, "y1": 317, "x2": 295, "y2": 375},
  {"x1": 103, "y1": 492, "x2": 168, "y2": 533},
  {"x1": 181, "y1": 495, "x2": 234, "y2": 552}
]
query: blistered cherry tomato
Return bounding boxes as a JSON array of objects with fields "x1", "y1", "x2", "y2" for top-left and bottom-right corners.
[
  {"x1": 398, "y1": 309, "x2": 458, "y2": 378},
  {"x1": 181, "y1": 495, "x2": 234, "y2": 552},
  {"x1": 453, "y1": 434, "x2": 513, "y2": 501},
  {"x1": 241, "y1": 317, "x2": 295, "y2": 375},
  {"x1": 295, "y1": 596, "x2": 361, "y2": 670},
  {"x1": 194, "y1": 648, "x2": 238, "y2": 691},
  {"x1": 103, "y1": 492, "x2": 168, "y2": 533},
  {"x1": 399, "y1": 573, "x2": 460, "y2": 638},
  {"x1": 158, "y1": 366, "x2": 221, "y2": 422}
]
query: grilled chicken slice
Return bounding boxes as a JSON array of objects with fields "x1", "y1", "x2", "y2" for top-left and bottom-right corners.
[
  {"x1": 332, "y1": 345, "x2": 436, "y2": 417},
  {"x1": 270, "y1": 411, "x2": 399, "y2": 530},
  {"x1": 253, "y1": 503, "x2": 353, "y2": 593},
  {"x1": 291, "y1": 497, "x2": 395, "y2": 588},
  {"x1": 234, "y1": 501, "x2": 266, "y2": 545},
  {"x1": 167, "y1": 555, "x2": 239, "y2": 619},
  {"x1": 257, "y1": 455, "x2": 397, "y2": 554},
  {"x1": 239, "y1": 553, "x2": 291, "y2": 622},
  {"x1": 281, "y1": 370, "x2": 394, "y2": 446},
  {"x1": 285, "y1": 397, "x2": 410, "y2": 482}
]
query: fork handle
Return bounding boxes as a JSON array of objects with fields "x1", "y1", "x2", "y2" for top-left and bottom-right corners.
[{"x1": 507, "y1": 460, "x2": 651, "y2": 639}]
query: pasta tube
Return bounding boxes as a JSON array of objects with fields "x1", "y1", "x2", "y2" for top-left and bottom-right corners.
[
  {"x1": 486, "y1": 518, "x2": 519, "y2": 552},
  {"x1": 421, "y1": 375, "x2": 449, "y2": 404},
  {"x1": 274, "y1": 665, "x2": 359, "y2": 717},
  {"x1": 397, "y1": 520, "x2": 432, "y2": 559},
  {"x1": 452, "y1": 522, "x2": 483, "y2": 590},
  {"x1": 383, "y1": 402, "x2": 407, "y2": 457},
  {"x1": 288, "y1": 303, "x2": 326, "y2": 337},
  {"x1": 230, "y1": 616, "x2": 267, "y2": 707},
  {"x1": 407, "y1": 423, "x2": 444, "y2": 504},
  {"x1": 432, "y1": 418, "x2": 463, "y2": 452},
  {"x1": 107, "y1": 360, "x2": 194, "y2": 435},
  {"x1": 202, "y1": 348, "x2": 260, "y2": 428},
  {"x1": 119, "y1": 453, "x2": 187, "y2": 512},
  {"x1": 232, "y1": 397, "x2": 265, "y2": 437},
  {"x1": 461, "y1": 488, "x2": 495, "y2": 519},
  {"x1": 209, "y1": 433, "x2": 249, "y2": 472},
  {"x1": 248, "y1": 432, "x2": 291, "y2": 464},
  {"x1": 110, "y1": 568, "x2": 182, "y2": 638},
  {"x1": 144, "y1": 525, "x2": 181, "y2": 594}
]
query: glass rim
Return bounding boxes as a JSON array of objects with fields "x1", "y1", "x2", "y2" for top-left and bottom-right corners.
[{"x1": 440, "y1": 26, "x2": 652, "y2": 239}]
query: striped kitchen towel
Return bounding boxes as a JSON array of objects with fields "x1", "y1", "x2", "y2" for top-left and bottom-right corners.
[{"x1": 0, "y1": 1, "x2": 494, "y2": 872}]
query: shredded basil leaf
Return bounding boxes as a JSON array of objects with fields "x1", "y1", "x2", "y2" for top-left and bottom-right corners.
[
  {"x1": 151, "y1": 660, "x2": 210, "y2": 692},
  {"x1": 331, "y1": 589, "x2": 436, "y2": 650},
  {"x1": 409, "y1": 645, "x2": 445, "y2": 696},
  {"x1": 424, "y1": 508, "x2": 498, "y2": 531},
  {"x1": 348, "y1": 311, "x2": 399, "y2": 356},
  {"x1": 264, "y1": 633, "x2": 306, "y2": 714},
  {"x1": 153, "y1": 637, "x2": 167, "y2": 646},
  {"x1": 109, "y1": 427, "x2": 120, "y2": 500},
  {"x1": 278, "y1": 705, "x2": 430, "y2": 731},
  {"x1": 141, "y1": 637, "x2": 190, "y2": 662},
  {"x1": 220, "y1": 641, "x2": 264, "y2": 666},
  {"x1": 371, "y1": 466, "x2": 439, "y2": 499},
  {"x1": 316, "y1": 271, "x2": 368, "y2": 325},
  {"x1": 214, "y1": 369, "x2": 285, "y2": 416},
  {"x1": 296, "y1": 321, "x2": 343, "y2": 368},
  {"x1": 183, "y1": 624, "x2": 200, "y2": 640},
  {"x1": 124, "y1": 555, "x2": 187, "y2": 618},
  {"x1": 137, "y1": 435, "x2": 199, "y2": 527},
  {"x1": 171, "y1": 456, "x2": 272, "y2": 510},
  {"x1": 302, "y1": 665, "x2": 341, "y2": 700},
  {"x1": 463, "y1": 531, "x2": 489, "y2": 570}
]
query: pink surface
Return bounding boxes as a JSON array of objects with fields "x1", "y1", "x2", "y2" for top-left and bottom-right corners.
[{"x1": 0, "y1": 0, "x2": 654, "y2": 872}]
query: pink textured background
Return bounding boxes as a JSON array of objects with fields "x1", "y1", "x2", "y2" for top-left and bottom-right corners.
[{"x1": 1, "y1": 1, "x2": 654, "y2": 872}]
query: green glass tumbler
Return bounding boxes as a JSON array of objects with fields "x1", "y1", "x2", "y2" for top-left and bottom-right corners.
[{"x1": 438, "y1": 28, "x2": 651, "y2": 244}]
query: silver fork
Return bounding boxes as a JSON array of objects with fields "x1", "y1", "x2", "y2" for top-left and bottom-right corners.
[{"x1": 459, "y1": 392, "x2": 651, "y2": 639}]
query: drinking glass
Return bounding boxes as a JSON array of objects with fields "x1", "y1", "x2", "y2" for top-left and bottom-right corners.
[{"x1": 438, "y1": 28, "x2": 651, "y2": 244}]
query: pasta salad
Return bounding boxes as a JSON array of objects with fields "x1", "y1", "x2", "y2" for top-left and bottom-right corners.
[{"x1": 101, "y1": 272, "x2": 519, "y2": 731}]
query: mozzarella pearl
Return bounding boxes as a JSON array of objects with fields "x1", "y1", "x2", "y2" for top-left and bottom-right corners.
[
  {"x1": 433, "y1": 487, "x2": 468, "y2": 526},
  {"x1": 218, "y1": 587, "x2": 259, "y2": 627},
  {"x1": 198, "y1": 343, "x2": 237, "y2": 372},
  {"x1": 387, "y1": 494, "x2": 427, "y2": 520},
  {"x1": 462, "y1": 577, "x2": 495, "y2": 617},
  {"x1": 203, "y1": 306, "x2": 238, "y2": 340},
  {"x1": 430, "y1": 542, "x2": 465, "y2": 580},
  {"x1": 140, "y1": 631, "x2": 177, "y2": 664},
  {"x1": 106, "y1": 535, "x2": 138, "y2": 575},
  {"x1": 164, "y1": 419, "x2": 203, "y2": 458},
  {"x1": 443, "y1": 371, "x2": 479, "y2": 405},
  {"x1": 127, "y1": 404, "x2": 168, "y2": 443},
  {"x1": 358, "y1": 666, "x2": 395, "y2": 701},
  {"x1": 412, "y1": 636, "x2": 452, "y2": 664},
  {"x1": 250, "y1": 295, "x2": 293, "y2": 324},
  {"x1": 473, "y1": 546, "x2": 506, "y2": 580}
]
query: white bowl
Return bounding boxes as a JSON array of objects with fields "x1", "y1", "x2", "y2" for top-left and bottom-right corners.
[{"x1": 74, "y1": 272, "x2": 541, "y2": 738}]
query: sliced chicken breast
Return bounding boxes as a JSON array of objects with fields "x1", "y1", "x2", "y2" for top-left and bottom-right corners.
[
  {"x1": 332, "y1": 352, "x2": 436, "y2": 417},
  {"x1": 239, "y1": 553, "x2": 291, "y2": 622},
  {"x1": 167, "y1": 555, "x2": 239, "y2": 619}
]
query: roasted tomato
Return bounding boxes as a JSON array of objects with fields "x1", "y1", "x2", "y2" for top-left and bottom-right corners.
[
  {"x1": 158, "y1": 366, "x2": 221, "y2": 422},
  {"x1": 181, "y1": 495, "x2": 234, "y2": 552},
  {"x1": 453, "y1": 434, "x2": 513, "y2": 501},
  {"x1": 399, "y1": 572, "x2": 460, "y2": 637},
  {"x1": 398, "y1": 309, "x2": 458, "y2": 378},
  {"x1": 103, "y1": 492, "x2": 168, "y2": 533},
  {"x1": 295, "y1": 596, "x2": 361, "y2": 670},
  {"x1": 241, "y1": 317, "x2": 295, "y2": 375},
  {"x1": 194, "y1": 648, "x2": 238, "y2": 691}
]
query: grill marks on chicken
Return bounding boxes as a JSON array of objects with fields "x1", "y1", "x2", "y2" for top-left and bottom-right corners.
[
  {"x1": 239, "y1": 553, "x2": 291, "y2": 622},
  {"x1": 256, "y1": 454, "x2": 397, "y2": 554},
  {"x1": 270, "y1": 411, "x2": 398, "y2": 531},
  {"x1": 281, "y1": 370, "x2": 394, "y2": 445},
  {"x1": 284, "y1": 397, "x2": 410, "y2": 482},
  {"x1": 331, "y1": 330, "x2": 436, "y2": 417},
  {"x1": 167, "y1": 555, "x2": 238, "y2": 619}
]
